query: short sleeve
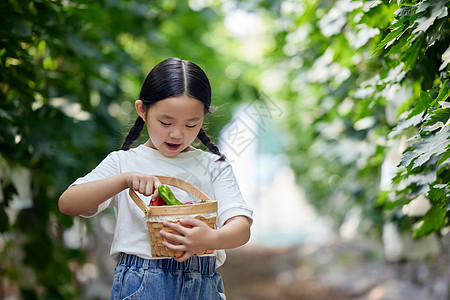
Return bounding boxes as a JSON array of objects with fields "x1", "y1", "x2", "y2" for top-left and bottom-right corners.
[
  {"x1": 70, "y1": 152, "x2": 120, "y2": 218},
  {"x1": 212, "y1": 163, "x2": 253, "y2": 227}
]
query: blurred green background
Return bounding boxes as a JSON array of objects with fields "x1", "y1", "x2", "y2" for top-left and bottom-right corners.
[{"x1": 1, "y1": 0, "x2": 449, "y2": 299}]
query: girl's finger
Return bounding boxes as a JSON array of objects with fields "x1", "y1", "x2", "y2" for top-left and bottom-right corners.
[
  {"x1": 162, "y1": 240, "x2": 186, "y2": 252},
  {"x1": 152, "y1": 177, "x2": 161, "y2": 198},
  {"x1": 179, "y1": 218, "x2": 202, "y2": 227},
  {"x1": 163, "y1": 221, "x2": 189, "y2": 236},
  {"x1": 138, "y1": 179, "x2": 146, "y2": 195},
  {"x1": 160, "y1": 230, "x2": 185, "y2": 244},
  {"x1": 174, "y1": 252, "x2": 191, "y2": 263},
  {"x1": 132, "y1": 178, "x2": 140, "y2": 191},
  {"x1": 144, "y1": 180, "x2": 153, "y2": 196}
]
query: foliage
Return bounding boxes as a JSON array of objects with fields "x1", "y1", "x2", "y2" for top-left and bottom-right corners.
[
  {"x1": 0, "y1": 0, "x2": 251, "y2": 298},
  {"x1": 358, "y1": 0, "x2": 449, "y2": 239},
  {"x1": 245, "y1": 0, "x2": 450, "y2": 240}
]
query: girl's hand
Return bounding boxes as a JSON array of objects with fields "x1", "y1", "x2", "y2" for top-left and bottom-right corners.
[
  {"x1": 125, "y1": 172, "x2": 161, "y2": 197},
  {"x1": 160, "y1": 218, "x2": 217, "y2": 262}
]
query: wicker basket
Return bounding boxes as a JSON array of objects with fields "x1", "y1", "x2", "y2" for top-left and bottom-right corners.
[{"x1": 128, "y1": 175, "x2": 217, "y2": 258}]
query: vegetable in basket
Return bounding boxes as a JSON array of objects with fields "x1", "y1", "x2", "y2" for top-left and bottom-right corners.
[
  {"x1": 151, "y1": 195, "x2": 167, "y2": 206},
  {"x1": 157, "y1": 184, "x2": 183, "y2": 206}
]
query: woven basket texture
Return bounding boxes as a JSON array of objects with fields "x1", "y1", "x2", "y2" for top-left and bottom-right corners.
[{"x1": 148, "y1": 215, "x2": 216, "y2": 258}]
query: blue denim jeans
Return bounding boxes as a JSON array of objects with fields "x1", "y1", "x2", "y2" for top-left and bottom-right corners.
[{"x1": 110, "y1": 253, "x2": 226, "y2": 300}]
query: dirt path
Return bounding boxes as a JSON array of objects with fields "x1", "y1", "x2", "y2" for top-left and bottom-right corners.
[
  {"x1": 218, "y1": 240, "x2": 448, "y2": 300},
  {"x1": 219, "y1": 246, "x2": 349, "y2": 300}
]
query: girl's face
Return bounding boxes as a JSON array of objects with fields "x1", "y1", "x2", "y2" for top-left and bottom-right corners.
[{"x1": 136, "y1": 95, "x2": 206, "y2": 157}]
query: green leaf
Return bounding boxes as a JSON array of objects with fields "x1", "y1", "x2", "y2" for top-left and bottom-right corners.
[
  {"x1": 426, "y1": 17, "x2": 447, "y2": 48},
  {"x1": 376, "y1": 190, "x2": 389, "y2": 207},
  {"x1": 401, "y1": 35, "x2": 423, "y2": 69},
  {"x1": 434, "y1": 79, "x2": 450, "y2": 104},
  {"x1": 427, "y1": 183, "x2": 449, "y2": 206},
  {"x1": 439, "y1": 45, "x2": 450, "y2": 71},
  {"x1": 389, "y1": 15, "x2": 410, "y2": 29},
  {"x1": 437, "y1": 148, "x2": 450, "y2": 166},
  {"x1": 394, "y1": 5, "x2": 415, "y2": 18},
  {"x1": 422, "y1": 107, "x2": 450, "y2": 129},
  {"x1": 413, "y1": 206, "x2": 447, "y2": 238},
  {"x1": 384, "y1": 199, "x2": 401, "y2": 210},
  {"x1": 374, "y1": 25, "x2": 407, "y2": 54},
  {"x1": 387, "y1": 34, "x2": 410, "y2": 56},
  {"x1": 400, "y1": 126, "x2": 450, "y2": 169},
  {"x1": 408, "y1": 171, "x2": 437, "y2": 186},
  {"x1": 407, "y1": 90, "x2": 434, "y2": 119},
  {"x1": 389, "y1": 113, "x2": 422, "y2": 138},
  {"x1": 412, "y1": 0, "x2": 448, "y2": 35}
]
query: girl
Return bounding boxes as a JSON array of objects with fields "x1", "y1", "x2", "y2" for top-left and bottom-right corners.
[{"x1": 59, "y1": 57, "x2": 253, "y2": 300}]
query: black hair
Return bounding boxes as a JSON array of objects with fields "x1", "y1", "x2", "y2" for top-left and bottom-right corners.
[{"x1": 121, "y1": 57, "x2": 225, "y2": 161}]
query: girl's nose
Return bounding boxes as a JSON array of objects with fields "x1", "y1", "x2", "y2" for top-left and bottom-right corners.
[{"x1": 169, "y1": 127, "x2": 183, "y2": 139}]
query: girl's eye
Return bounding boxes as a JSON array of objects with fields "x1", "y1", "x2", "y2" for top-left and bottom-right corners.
[
  {"x1": 160, "y1": 121, "x2": 171, "y2": 126},
  {"x1": 186, "y1": 124, "x2": 197, "y2": 128}
]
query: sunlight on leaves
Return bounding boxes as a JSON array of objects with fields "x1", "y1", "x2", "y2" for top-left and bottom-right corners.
[
  {"x1": 439, "y1": 46, "x2": 450, "y2": 71},
  {"x1": 400, "y1": 127, "x2": 450, "y2": 169},
  {"x1": 413, "y1": 206, "x2": 447, "y2": 238},
  {"x1": 412, "y1": 0, "x2": 448, "y2": 35}
]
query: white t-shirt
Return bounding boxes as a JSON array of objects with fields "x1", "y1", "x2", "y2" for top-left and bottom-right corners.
[{"x1": 71, "y1": 145, "x2": 253, "y2": 266}]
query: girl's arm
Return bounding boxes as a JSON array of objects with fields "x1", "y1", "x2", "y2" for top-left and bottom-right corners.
[
  {"x1": 59, "y1": 172, "x2": 160, "y2": 216},
  {"x1": 160, "y1": 215, "x2": 251, "y2": 262}
]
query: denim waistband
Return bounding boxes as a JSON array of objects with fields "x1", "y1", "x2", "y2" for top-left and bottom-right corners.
[{"x1": 117, "y1": 253, "x2": 216, "y2": 276}]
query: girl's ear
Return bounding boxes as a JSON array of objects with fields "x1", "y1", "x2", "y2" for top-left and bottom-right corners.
[{"x1": 135, "y1": 100, "x2": 146, "y2": 121}]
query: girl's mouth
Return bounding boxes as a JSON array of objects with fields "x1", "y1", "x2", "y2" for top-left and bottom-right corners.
[{"x1": 165, "y1": 142, "x2": 181, "y2": 151}]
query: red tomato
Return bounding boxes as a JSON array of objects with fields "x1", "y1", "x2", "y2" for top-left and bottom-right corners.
[{"x1": 151, "y1": 195, "x2": 167, "y2": 206}]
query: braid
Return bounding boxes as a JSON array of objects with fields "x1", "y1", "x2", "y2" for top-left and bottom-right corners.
[
  {"x1": 197, "y1": 128, "x2": 226, "y2": 161},
  {"x1": 121, "y1": 117, "x2": 145, "y2": 150}
]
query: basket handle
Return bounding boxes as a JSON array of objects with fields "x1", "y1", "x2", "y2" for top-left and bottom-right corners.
[{"x1": 128, "y1": 175, "x2": 213, "y2": 214}]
